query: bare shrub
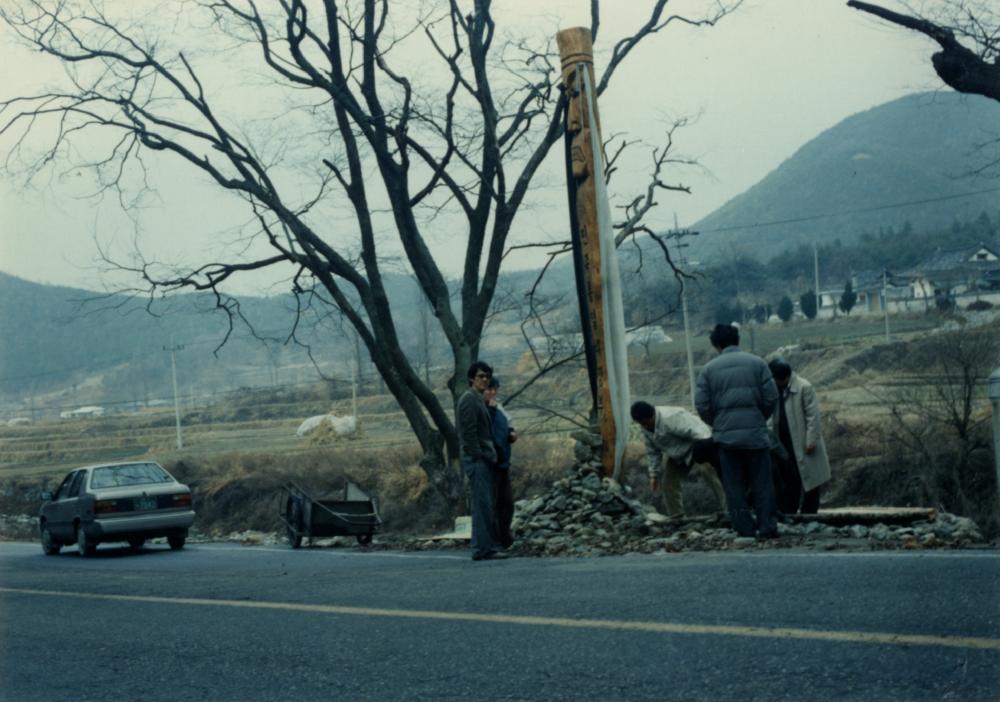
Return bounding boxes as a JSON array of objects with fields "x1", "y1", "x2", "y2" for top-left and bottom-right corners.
[
  {"x1": 509, "y1": 437, "x2": 573, "y2": 501},
  {"x1": 867, "y1": 323, "x2": 1000, "y2": 534},
  {"x1": 817, "y1": 413, "x2": 893, "y2": 507}
]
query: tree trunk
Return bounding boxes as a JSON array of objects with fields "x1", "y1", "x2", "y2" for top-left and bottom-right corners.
[{"x1": 380, "y1": 370, "x2": 465, "y2": 512}]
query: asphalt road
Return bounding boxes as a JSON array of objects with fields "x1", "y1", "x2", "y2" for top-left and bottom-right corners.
[{"x1": 1, "y1": 540, "x2": 998, "y2": 701}]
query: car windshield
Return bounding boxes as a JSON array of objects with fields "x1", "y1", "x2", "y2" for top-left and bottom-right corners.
[{"x1": 90, "y1": 463, "x2": 174, "y2": 489}]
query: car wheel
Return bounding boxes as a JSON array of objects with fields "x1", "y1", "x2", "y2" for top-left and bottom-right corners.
[
  {"x1": 356, "y1": 532, "x2": 373, "y2": 546},
  {"x1": 128, "y1": 537, "x2": 145, "y2": 550},
  {"x1": 167, "y1": 534, "x2": 186, "y2": 550},
  {"x1": 41, "y1": 524, "x2": 61, "y2": 556},
  {"x1": 76, "y1": 526, "x2": 96, "y2": 557}
]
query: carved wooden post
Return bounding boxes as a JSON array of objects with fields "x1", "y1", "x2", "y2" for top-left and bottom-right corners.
[{"x1": 557, "y1": 27, "x2": 615, "y2": 477}]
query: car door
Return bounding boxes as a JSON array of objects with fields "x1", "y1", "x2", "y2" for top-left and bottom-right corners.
[{"x1": 47, "y1": 471, "x2": 85, "y2": 540}]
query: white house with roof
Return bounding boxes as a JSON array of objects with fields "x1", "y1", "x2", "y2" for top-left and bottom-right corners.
[
  {"x1": 814, "y1": 242, "x2": 1000, "y2": 317},
  {"x1": 899, "y1": 242, "x2": 1000, "y2": 309}
]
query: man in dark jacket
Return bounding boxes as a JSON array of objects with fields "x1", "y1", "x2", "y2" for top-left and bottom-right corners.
[
  {"x1": 695, "y1": 324, "x2": 779, "y2": 538},
  {"x1": 484, "y1": 377, "x2": 517, "y2": 548},
  {"x1": 457, "y1": 360, "x2": 506, "y2": 560}
]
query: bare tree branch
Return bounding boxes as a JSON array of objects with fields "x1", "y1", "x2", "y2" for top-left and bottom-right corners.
[{"x1": 848, "y1": 0, "x2": 1000, "y2": 102}]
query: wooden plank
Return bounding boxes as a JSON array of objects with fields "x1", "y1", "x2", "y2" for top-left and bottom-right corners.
[{"x1": 789, "y1": 507, "x2": 937, "y2": 526}]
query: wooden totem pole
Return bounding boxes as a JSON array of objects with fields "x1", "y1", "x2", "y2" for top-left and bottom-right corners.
[{"x1": 557, "y1": 27, "x2": 630, "y2": 479}]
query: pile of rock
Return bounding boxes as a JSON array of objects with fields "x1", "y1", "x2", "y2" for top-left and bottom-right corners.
[
  {"x1": 509, "y1": 467, "x2": 661, "y2": 556},
  {"x1": 781, "y1": 512, "x2": 984, "y2": 548},
  {"x1": 509, "y1": 428, "x2": 668, "y2": 556}
]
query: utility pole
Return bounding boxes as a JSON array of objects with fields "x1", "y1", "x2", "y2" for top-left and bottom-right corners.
[
  {"x1": 352, "y1": 349, "x2": 359, "y2": 419},
  {"x1": 675, "y1": 213, "x2": 697, "y2": 410},
  {"x1": 164, "y1": 342, "x2": 184, "y2": 450},
  {"x1": 813, "y1": 241, "x2": 821, "y2": 317},
  {"x1": 353, "y1": 331, "x2": 363, "y2": 387},
  {"x1": 681, "y1": 283, "x2": 696, "y2": 409},
  {"x1": 882, "y1": 269, "x2": 891, "y2": 342}
]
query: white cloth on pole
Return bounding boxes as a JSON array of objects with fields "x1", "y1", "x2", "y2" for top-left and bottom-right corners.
[{"x1": 582, "y1": 69, "x2": 631, "y2": 481}]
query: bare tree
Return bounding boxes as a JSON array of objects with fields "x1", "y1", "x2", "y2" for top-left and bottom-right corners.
[
  {"x1": 0, "y1": 0, "x2": 739, "y2": 510},
  {"x1": 847, "y1": 1, "x2": 1000, "y2": 102},
  {"x1": 881, "y1": 324, "x2": 1000, "y2": 526},
  {"x1": 505, "y1": 119, "x2": 700, "y2": 413}
]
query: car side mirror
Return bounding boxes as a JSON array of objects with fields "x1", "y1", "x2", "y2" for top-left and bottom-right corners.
[{"x1": 40, "y1": 491, "x2": 53, "y2": 502}]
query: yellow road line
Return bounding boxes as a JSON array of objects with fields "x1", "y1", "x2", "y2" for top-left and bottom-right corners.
[{"x1": 2, "y1": 587, "x2": 998, "y2": 651}]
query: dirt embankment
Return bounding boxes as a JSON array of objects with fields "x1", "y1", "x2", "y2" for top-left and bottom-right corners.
[{"x1": 0, "y1": 436, "x2": 575, "y2": 541}]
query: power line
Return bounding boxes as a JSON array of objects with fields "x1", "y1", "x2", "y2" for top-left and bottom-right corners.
[{"x1": 697, "y1": 186, "x2": 1000, "y2": 235}]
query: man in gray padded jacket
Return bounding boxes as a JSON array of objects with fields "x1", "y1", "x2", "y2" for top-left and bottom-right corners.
[{"x1": 695, "y1": 324, "x2": 779, "y2": 538}]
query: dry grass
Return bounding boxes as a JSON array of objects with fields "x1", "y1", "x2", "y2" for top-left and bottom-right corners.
[
  {"x1": 507, "y1": 436, "x2": 574, "y2": 500},
  {"x1": 159, "y1": 437, "x2": 584, "y2": 537},
  {"x1": 164, "y1": 445, "x2": 441, "y2": 535}
]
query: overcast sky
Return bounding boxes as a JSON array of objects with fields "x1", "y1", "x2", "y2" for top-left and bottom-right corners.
[{"x1": 0, "y1": 0, "x2": 940, "y2": 294}]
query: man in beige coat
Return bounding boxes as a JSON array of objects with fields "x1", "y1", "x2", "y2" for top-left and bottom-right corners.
[
  {"x1": 630, "y1": 401, "x2": 727, "y2": 517},
  {"x1": 767, "y1": 359, "x2": 831, "y2": 514}
]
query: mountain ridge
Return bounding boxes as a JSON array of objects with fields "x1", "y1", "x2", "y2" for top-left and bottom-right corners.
[{"x1": 689, "y1": 91, "x2": 1000, "y2": 261}]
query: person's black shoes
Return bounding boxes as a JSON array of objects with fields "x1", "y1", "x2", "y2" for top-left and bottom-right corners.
[{"x1": 472, "y1": 550, "x2": 510, "y2": 561}]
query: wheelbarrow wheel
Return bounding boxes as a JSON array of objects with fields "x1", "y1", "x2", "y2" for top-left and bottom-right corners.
[
  {"x1": 286, "y1": 496, "x2": 303, "y2": 549},
  {"x1": 356, "y1": 532, "x2": 373, "y2": 546}
]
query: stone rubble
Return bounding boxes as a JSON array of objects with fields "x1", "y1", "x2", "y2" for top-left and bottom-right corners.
[
  {"x1": 497, "y1": 428, "x2": 989, "y2": 557},
  {"x1": 0, "y1": 507, "x2": 989, "y2": 554}
]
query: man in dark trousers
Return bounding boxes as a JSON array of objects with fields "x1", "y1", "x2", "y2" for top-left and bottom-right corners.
[
  {"x1": 695, "y1": 324, "x2": 780, "y2": 538},
  {"x1": 484, "y1": 377, "x2": 517, "y2": 548},
  {"x1": 456, "y1": 361, "x2": 507, "y2": 561}
]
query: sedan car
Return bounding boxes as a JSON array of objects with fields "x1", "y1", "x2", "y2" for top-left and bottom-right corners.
[{"x1": 39, "y1": 461, "x2": 195, "y2": 556}]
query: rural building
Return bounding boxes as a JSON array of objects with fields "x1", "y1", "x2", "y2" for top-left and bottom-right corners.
[
  {"x1": 815, "y1": 242, "x2": 1000, "y2": 317},
  {"x1": 900, "y1": 242, "x2": 1000, "y2": 309},
  {"x1": 816, "y1": 271, "x2": 897, "y2": 318}
]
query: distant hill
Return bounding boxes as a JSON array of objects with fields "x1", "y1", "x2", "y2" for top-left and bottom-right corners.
[
  {"x1": 0, "y1": 268, "x2": 531, "y2": 412},
  {"x1": 0, "y1": 273, "x2": 365, "y2": 409},
  {"x1": 689, "y1": 92, "x2": 1000, "y2": 262}
]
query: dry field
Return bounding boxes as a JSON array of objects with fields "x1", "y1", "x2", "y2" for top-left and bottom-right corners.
[{"x1": 2, "y1": 314, "x2": 997, "y2": 537}]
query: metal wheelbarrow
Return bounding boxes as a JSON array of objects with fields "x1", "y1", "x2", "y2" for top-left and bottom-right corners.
[{"x1": 279, "y1": 481, "x2": 381, "y2": 548}]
